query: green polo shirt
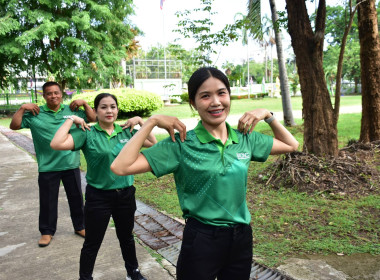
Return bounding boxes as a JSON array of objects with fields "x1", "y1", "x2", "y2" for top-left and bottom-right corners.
[
  {"x1": 21, "y1": 104, "x2": 87, "y2": 172},
  {"x1": 142, "y1": 121, "x2": 273, "y2": 227},
  {"x1": 71, "y1": 123, "x2": 137, "y2": 190}
]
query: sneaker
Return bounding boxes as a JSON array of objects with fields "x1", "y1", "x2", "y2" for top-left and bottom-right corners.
[{"x1": 126, "y1": 269, "x2": 147, "y2": 280}]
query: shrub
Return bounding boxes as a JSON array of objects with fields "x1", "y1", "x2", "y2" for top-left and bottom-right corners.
[
  {"x1": 72, "y1": 88, "x2": 163, "y2": 118},
  {"x1": 180, "y1": 92, "x2": 189, "y2": 103}
]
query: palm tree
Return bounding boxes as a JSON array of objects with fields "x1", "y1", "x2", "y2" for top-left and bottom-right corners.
[
  {"x1": 248, "y1": 0, "x2": 296, "y2": 126},
  {"x1": 234, "y1": 12, "x2": 251, "y2": 97}
]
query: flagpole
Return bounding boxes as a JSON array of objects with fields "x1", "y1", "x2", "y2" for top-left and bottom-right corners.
[
  {"x1": 161, "y1": 0, "x2": 167, "y2": 101},
  {"x1": 162, "y1": 8, "x2": 167, "y2": 80}
]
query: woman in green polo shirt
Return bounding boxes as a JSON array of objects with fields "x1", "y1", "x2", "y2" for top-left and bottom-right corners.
[
  {"x1": 111, "y1": 67, "x2": 299, "y2": 280},
  {"x1": 51, "y1": 93, "x2": 155, "y2": 280}
]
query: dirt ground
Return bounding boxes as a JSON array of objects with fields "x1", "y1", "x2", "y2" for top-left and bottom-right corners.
[{"x1": 264, "y1": 140, "x2": 380, "y2": 198}]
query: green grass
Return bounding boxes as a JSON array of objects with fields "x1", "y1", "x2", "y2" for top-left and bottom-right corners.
[
  {"x1": 2, "y1": 96, "x2": 377, "y2": 267},
  {"x1": 131, "y1": 110, "x2": 379, "y2": 267},
  {"x1": 151, "y1": 96, "x2": 362, "y2": 119}
]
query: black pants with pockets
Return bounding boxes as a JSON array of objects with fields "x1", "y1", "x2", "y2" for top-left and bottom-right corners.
[
  {"x1": 177, "y1": 217, "x2": 253, "y2": 280},
  {"x1": 79, "y1": 185, "x2": 138, "y2": 280},
  {"x1": 38, "y1": 168, "x2": 84, "y2": 235}
]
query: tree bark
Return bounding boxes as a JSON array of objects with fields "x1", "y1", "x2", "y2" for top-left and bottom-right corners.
[
  {"x1": 357, "y1": 0, "x2": 380, "y2": 142},
  {"x1": 286, "y1": 0, "x2": 339, "y2": 156},
  {"x1": 269, "y1": 0, "x2": 296, "y2": 126}
]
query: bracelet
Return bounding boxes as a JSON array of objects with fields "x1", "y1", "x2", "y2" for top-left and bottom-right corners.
[
  {"x1": 64, "y1": 115, "x2": 75, "y2": 122},
  {"x1": 264, "y1": 112, "x2": 275, "y2": 124}
]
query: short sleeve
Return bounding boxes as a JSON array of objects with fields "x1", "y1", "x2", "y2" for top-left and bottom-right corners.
[
  {"x1": 70, "y1": 127, "x2": 87, "y2": 151},
  {"x1": 141, "y1": 135, "x2": 182, "y2": 178},
  {"x1": 249, "y1": 131, "x2": 273, "y2": 162},
  {"x1": 20, "y1": 111, "x2": 34, "y2": 129}
]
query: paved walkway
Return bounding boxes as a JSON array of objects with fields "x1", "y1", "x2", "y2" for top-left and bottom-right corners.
[{"x1": 0, "y1": 130, "x2": 175, "y2": 280}]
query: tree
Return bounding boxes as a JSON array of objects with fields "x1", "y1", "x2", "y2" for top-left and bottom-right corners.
[
  {"x1": 286, "y1": 0, "x2": 360, "y2": 156},
  {"x1": 174, "y1": 0, "x2": 245, "y2": 66},
  {"x1": 0, "y1": 0, "x2": 138, "y2": 90},
  {"x1": 268, "y1": 0, "x2": 295, "y2": 126},
  {"x1": 285, "y1": 0, "x2": 339, "y2": 156},
  {"x1": 247, "y1": 0, "x2": 295, "y2": 126},
  {"x1": 357, "y1": 0, "x2": 380, "y2": 142}
]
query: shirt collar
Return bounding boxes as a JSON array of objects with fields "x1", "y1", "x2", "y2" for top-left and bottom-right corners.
[
  {"x1": 43, "y1": 103, "x2": 64, "y2": 113},
  {"x1": 94, "y1": 123, "x2": 123, "y2": 138},
  {"x1": 194, "y1": 120, "x2": 239, "y2": 144}
]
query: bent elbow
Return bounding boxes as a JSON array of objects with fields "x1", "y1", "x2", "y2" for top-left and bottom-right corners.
[
  {"x1": 9, "y1": 124, "x2": 20, "y2": 130},
  {"x1": 50, "y1": 141, "x2": 58, "y2": 150},
  {"x1": 291, "y1": 141, "x2": 300, "y2": 152},
  {"x1": 110, "y1": 163, "x2": 124, "y2": 176}
]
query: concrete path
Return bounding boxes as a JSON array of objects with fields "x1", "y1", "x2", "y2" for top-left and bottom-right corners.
[{"x1": 0, "y1": 131, "x2": 175, "y2": 280}]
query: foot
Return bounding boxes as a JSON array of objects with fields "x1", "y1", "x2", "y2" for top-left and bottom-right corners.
[
  {"x1": 75, "y1": 229, "x2": 85, "y2": 238},
  {"x1": 126, "y1": 269, "x2": 147, "y2": 280},
  {"x1": 38, "y1": 235, "x2": 52, "y2": 247}
]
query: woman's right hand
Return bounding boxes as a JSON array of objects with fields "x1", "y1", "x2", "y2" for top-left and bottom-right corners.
[
  {"x1": 70, "y1": 116, "x2": 90, "y2": 131},
  {"x1": 149, "y1": 115, "x2": 187, "y2": 142}
]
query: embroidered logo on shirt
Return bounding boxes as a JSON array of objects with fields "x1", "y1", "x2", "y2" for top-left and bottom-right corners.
[
  {"x1": 119, "y1": 139, "x2": 129, "y2": 143},
  {"x1": 237, "y1": 153, "x2": 250, "y2": 160}
]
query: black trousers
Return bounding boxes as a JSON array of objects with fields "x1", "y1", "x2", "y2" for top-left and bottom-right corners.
[
  {"x1": 38, "y1": 168, "x2": 84, "y2": 235},
  {"x1": 177, "y1": 218, "x2": 253, "y2": 280},
  {"x1": 79, "y1": 185, "x2": 138, "y2": 280}
]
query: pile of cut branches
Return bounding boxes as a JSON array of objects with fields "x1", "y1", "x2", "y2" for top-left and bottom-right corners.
[{"x1": 263, "y1": 141, "x2": 380, "y2": 197}]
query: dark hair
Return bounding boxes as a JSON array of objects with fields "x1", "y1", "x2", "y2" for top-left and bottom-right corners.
[
  {"x1": 94, "y1": 93, "x2": 118, "y2": 110},
  {"x1": 187, "y1": 67, "x2": 231, "y2": 108},
  {"x1": 42, "y1": 81, "x2": 62, "y2": 94}
]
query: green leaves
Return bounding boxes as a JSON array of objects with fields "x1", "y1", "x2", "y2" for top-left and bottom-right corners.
[
  {"x1": 0, "y1": 15, "x2": 19, "y2": 35},
  {"x1": 0, "y1": 0, "x2": 139, "y2": 90},
  {"x1": 71, "y1": 88, "x2": 163, "y2": 117}
]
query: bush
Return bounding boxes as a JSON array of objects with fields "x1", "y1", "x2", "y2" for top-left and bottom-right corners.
[
  {"x1": 72, "y1": 88, "x2": 163, "y2": 118},
  {"x1": 180, "y1": 92, "x2": 189, "y2": 103}
]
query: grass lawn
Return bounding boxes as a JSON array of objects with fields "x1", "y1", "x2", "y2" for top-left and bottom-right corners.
[
  {"x1": 150, "y1": 95, "x2": 362, "y2": 119},
  {"x1": 2, "y1": 95, "x2": 378, "y2": 267},
  {"x1": 133, "y1": 112, "x2": 379, "y2": 266}
]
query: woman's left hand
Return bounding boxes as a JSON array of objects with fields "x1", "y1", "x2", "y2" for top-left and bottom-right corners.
[
  {"x1": 122, "y1": 117, "x2": 144, "y2": 132},
  {"x1": 238, "y1": 108, "x2": 271, "y2": 134}
]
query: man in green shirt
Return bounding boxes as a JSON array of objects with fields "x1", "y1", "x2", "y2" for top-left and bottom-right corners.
[{"x1": 10, "y1": 81, "x2": 96, "y2": 247}]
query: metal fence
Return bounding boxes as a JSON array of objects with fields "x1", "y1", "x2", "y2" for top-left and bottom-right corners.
[{"x1": 0, "y1": 92, "x2": 37, "y2": 106}]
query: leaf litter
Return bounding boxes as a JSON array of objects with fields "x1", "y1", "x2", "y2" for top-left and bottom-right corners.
[{"x1": 262, "y1": 140, "x2": 380, "y2": 197}]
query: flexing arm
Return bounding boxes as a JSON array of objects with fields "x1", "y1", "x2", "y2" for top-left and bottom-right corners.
[
  {"x1": 10, "y1": 103, "x2": 40, "y2": 130},
  {"x1": 238, "y1": 109, "x2": 299, "y2": 155},
  {"x1": 122, "y1": 116, "x2": 158, "y2": 148},
  {"x1": 111, "y1": 115, "x2": 186, "y2": 176},
  {"x1": 50, "y1": 116, "x2": 90, "y2": 151},
  {"x1": 69, "y1": 99, "x2": 96, "y2": 122}
]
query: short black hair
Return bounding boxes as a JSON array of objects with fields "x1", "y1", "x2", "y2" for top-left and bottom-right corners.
[
  {"x1": 94, "y1": 93, "x2": 118, "y2": 111},
  {"x1": 42, "y1": 81, "x2": 62, "y2": 94},
  {"x1": 187, "y1": 67, "x2": 231, "y2": 109}
]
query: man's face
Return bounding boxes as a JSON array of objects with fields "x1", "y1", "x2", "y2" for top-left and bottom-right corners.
[{"x1": 43, "y1": 85, "x2": 62, "y2": 108}]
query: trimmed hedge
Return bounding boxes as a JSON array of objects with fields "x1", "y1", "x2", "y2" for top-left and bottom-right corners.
[{"x1": 38, "y1": 88, "x2": 163, "y2": 118}]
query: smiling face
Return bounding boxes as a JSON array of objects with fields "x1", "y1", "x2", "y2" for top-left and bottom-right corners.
[
  {"x1": 95, "y1": 96, "x2": 119, "y2": 125},
  {"x1": 43, "y1": 85, "x2": 62, "y2": 111},
  {"x1": 191, "y1": 77, "x2": 231, "y2": 130}
]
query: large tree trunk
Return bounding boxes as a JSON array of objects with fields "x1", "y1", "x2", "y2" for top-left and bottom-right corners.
[
  {"x1": 286, "y1": 0, "x2": 339, "y2": 157},
  {"x1": 269, "y1": 0, "x2": 295, "y2": 126},
  {"x1": 357, "y1": 0, "x2": 380, "y2": 142}
]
